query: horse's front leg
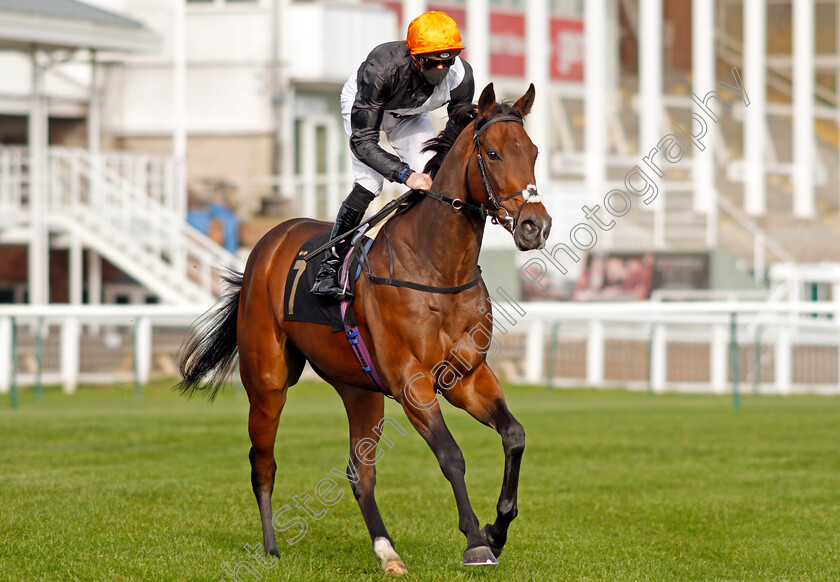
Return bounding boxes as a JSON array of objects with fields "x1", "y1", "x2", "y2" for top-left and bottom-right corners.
[
  {"x1": 441, "y1": 363, "x2": 524, "y2": 557},
  {"x1": 396, "y1": 371, "x2": 498, "y2": 566}
]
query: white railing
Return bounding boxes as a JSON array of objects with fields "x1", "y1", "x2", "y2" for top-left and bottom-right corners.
[
  {"x1": 101, "y1": 151, "x2": 181, "y2": 215},
  {"x1": 0, "y1": 305, "x2": 205, "y2": 395},
  {"x1": 0, "y1": 148, "x2": 29, "y2": 229},
  {"x1": 1, "y1": 146, "x2": 245, "y2": 303},
  {"x1": 510, "y1": 301, "x2": 840, "y2": 395},
  {"x1": 3, "y1": 301, "x2": 840, "y2": 398},
  {"x1": 50, "y1": 147, "x2": 243, "y2": 279},
  {"x1": 650, "y1": 289, "x2": 771, "y2": 302}
]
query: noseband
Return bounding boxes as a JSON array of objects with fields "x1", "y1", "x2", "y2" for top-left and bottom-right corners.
[{"x1": 468, "y1": 114, "x2": 543, "y2": 229}]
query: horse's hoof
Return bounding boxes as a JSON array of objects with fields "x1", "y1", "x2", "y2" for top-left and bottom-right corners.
[
  {"x1": 463, "y1": 545, "x2": 498, "y2": 566},
  {"x1": 374, "y1": 537, "x2": 407, "y2": 575},
  {"x1": 480, "y1": 524, "x2": 505, "y2": 557},
  {"x1": 383, "y1": 559, "x2": 408, "y2": 575}
]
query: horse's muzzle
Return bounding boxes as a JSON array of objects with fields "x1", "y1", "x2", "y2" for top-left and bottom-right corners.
[{"x1": 514, "y1": 214, "x2": 551, "y2": 250}]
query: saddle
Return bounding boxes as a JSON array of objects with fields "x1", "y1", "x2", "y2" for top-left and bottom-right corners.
[
  {"x1": 283, "y1": 190, "x2": 421, "y2": 331},
  {"x1": 283, "y1": 230, "x2": 373, "y2": 331},
  {"x1": 284, "y1": 229, "x2": 389, "y2": 394}
]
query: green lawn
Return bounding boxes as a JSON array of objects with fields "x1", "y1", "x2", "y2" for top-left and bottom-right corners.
[{"x1": 1, "y1": 380, "x2": 839, "y2": 581}]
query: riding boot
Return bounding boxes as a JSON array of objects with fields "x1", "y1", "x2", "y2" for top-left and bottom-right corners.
[{"x1": 311, "y1": 184, "x2": 375, "y2": 298}]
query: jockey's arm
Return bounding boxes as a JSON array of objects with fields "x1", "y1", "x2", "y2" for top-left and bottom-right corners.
[{"x1": 349, "y1": 63, "x2": 413, "y2": 184}]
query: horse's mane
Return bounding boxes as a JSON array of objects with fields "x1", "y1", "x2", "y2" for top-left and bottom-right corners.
[
  {"x1": 421, "y1": 102, "x2": 477, "y2": 178},
  {"x1": 421, "y1": 101, "x2": 523, "y2": 178}
]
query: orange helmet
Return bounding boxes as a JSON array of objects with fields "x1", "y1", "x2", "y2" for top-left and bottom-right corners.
[{"x1": 406, "y1": 11, "x2": 465, "y2": 56}]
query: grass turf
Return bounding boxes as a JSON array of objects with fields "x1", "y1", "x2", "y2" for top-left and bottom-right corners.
[{"x1": 1, "y1": 380, "x2": 839, "y2": 581}]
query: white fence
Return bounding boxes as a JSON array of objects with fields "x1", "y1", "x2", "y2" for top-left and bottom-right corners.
[
  {"x1": 2, "y1": 301, "x2": 840, "y2": 399},
  {"x1": 0, "y1": 305, "x2": 204, "y2": 396},
  {"x1": 508, "y1": 301, "x2": 840, "y2": 395}
]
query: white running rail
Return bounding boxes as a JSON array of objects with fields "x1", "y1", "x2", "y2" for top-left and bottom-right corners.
[{"x1": 1, "y1": 301, "x2": 839, "y2": 395}]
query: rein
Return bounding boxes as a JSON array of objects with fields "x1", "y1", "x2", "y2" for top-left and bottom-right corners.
[
  {"x1": 419, "y1": 114, "x2": 544, "y2": 225},
  {"x1": 421, "y1": 189, "x2": 489, "y2": 217}
]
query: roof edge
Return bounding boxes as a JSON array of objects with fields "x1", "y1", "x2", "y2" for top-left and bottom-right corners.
[
  {"x1": 0, "y1": 0, "x2": 144, "y2": 30},
  {"x1": 0, "y1": 12, "x2": 160, "y2": 53}
]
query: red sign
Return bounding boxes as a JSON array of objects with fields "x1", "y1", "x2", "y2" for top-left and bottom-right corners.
[
  {"x1": 550, "y1": 19, "x2": 584, "y2": 81},
  {"x1": 490, "y1": 11, "x2": 525, "y2": 77}
]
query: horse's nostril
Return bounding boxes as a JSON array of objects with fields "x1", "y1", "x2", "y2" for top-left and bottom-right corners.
[{"x1": 520, "y1": 220, "x2": 537, "y2": 237}]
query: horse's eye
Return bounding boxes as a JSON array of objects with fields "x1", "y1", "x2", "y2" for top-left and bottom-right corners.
[{"x1": 487, "y1": 150, "x2": 500, "y2": 161}]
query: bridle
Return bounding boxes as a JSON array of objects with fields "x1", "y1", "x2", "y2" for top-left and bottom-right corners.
[
  {"x1": 421, "y1": 113, "x2": 542, "y2": 230},
  {"x1": 467, "y1": 114, "x2": 542, "y2": 229}
]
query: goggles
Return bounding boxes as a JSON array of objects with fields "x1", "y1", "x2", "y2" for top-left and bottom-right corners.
[{"x1": 416, "y1": 54, "x2": 457, "y2": 68}]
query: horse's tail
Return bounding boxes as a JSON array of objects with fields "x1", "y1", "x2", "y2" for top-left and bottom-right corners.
[{"x1": 176, "y1": 270, "x2": 243, "y2": 401}]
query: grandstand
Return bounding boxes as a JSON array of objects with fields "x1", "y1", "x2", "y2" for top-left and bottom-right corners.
[{"x1": 1, "y1": 0, "x2": 839, "y2": 396}]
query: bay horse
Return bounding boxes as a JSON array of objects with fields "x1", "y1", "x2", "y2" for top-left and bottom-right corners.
[{"x1": 178, "y1": 83, "x2": 552, "y2": 574}]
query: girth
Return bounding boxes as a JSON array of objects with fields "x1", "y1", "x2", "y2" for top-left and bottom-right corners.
[{"x1": 361, "y1": 232, "x2": 482, "y2": 294}]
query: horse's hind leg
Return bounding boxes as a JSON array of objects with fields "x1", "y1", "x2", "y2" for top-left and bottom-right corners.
[
  {"x1": 334, "y1": 385, "x2": 407, "y2": 575},
  {"x1": 240, "y1": 329, "x2": 305, "y2": 557}
]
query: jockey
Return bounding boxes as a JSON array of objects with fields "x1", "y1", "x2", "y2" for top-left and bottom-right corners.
[{"x1": 311, "y1": 10, "x2": 475, "y2": 298}]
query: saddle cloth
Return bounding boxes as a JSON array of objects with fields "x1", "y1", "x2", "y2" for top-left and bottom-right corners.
[{"x1": 283, "y1": 230, "x2": 373, "y2": 331}]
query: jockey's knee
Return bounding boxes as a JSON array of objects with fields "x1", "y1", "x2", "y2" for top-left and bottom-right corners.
[{"x1": 347, "y1": 183, "x2": 376, "y2": 212}]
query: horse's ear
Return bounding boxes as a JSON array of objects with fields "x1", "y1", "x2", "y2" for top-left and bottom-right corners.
[
  {"x1": 478, "y1": 83, "x2": 496, "y2": 118},
  {"x1": 514, "y1": 83, "x2": 536, "y2": 117}
]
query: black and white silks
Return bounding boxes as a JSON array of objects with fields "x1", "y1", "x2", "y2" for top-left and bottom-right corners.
[{"x1": 345, "y1": 41, "x2": 475, "y2": 185}]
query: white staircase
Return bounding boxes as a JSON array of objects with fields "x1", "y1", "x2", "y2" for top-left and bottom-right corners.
[{"x1": 0, "y1": 146, "x2": 245, "y2": 305}]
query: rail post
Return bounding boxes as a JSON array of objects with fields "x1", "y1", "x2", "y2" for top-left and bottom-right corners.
[
  {"x1": 774, "y1": 325, "x2": 792, "y2": 395},
  {"x1": 10, "y1": 317, "x2": 18, "y2": 409},
  {"x1": 61, "y1": 317, "x2": 81, "y2": 394},
  {"x1": 730, "y1": 312, "x2": 740, "y2": 409},
  {"x1": 649, "y1": 322, "x2": 667, "y2": 393},
  {"x1": 34, "y1": 317, "x2": 43, "y2": 402},
  {"x1": 546, "y1": 322, "x2": 559, "y2": 391},
  {"x1": 752, "y1": 325, "x2": 763, "y2": 394},
  {"x1": 710, "y1": 323, "x2": 728, "y2": 393},
  {"x1": 525, "y1": 319, "x2": 545, "y2": 386},
  {"x1": 133, "y1": 317, "x2": 152, "y2": 399},
  {"x1": 586, "y1": 319, "x2": 605, "y2": 388},
  {"x1": 0, "y1": 316, "x2": 11, "y2": 396}
]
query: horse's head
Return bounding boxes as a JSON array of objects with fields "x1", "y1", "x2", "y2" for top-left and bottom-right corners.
[{"x1": 467, "y1": 83, "x2": 552, "y2": 250}]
